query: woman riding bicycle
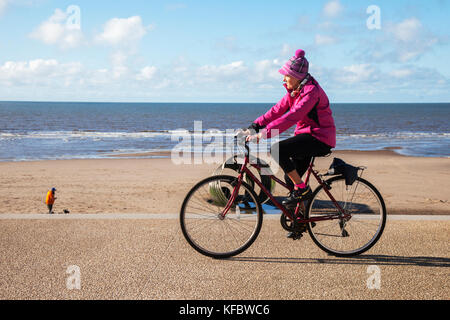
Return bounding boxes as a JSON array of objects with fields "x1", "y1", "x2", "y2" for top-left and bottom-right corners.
[
  {"x1": 181, "y1": 59, "x2": 386, "y2": 256},
  {"x1": 247, "y1": 49, "x2": 336, "y2": 208}
]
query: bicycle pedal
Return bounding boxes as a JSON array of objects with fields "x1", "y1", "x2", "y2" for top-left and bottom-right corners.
[
  {"x1": 293, "y1": 232, "x2": 303, "y2": 240},
  {"x1": 287, "y1": 231, "x2": 304, "y2": 240}
]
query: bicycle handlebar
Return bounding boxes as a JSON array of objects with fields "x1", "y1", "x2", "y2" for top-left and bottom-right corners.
[{"x1": 234, "y1": 131, "x2": 250, "y2": 156}]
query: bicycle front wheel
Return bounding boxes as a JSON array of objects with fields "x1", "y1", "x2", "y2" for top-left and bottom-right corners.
[
  {"x1": 306, "y1": 176, "x2": 386, "y2": 257},
  {"x1": 180, "y1": 175, "x2": 263, "y2": 259}
]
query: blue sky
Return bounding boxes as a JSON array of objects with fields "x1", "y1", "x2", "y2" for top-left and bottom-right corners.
[{"x1": 0, "y1": 0, "x2": 449, "y2": 102}]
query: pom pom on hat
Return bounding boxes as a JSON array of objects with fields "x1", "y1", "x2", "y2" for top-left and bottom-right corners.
[
  {"x1": 295, "y1": 49, "x2": 305, "y2": 58},
  {"x1": 279, "y1": 49, "x2": 309, "y2": 80}
]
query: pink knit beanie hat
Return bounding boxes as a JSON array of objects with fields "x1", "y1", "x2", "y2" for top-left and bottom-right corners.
[{"x1": 279, "y1": 49, "x2": 309, "y2": 80}]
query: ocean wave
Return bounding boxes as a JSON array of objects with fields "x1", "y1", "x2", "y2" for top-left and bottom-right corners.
[
  {"x1": 0, "y1": 129, "x2": 244, "y2": 140},
  {"x1": 1, "y1": 130, "x2": 449, "y2": 143},
  {"x1": 0, "y1": 130, "x2": 172, "y2": 140},
  {"x1": 337, "y1": 131, "x2": 450, "y2": 140}
]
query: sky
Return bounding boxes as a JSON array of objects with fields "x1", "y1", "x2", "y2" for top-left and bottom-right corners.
[{"x1": 0, "y1": 0, "x2": 449, "y2": 103}]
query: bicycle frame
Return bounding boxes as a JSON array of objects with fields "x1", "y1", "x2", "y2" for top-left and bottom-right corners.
[{"x1": 220, "y1": 138, "x2": 351, "y2": 224}]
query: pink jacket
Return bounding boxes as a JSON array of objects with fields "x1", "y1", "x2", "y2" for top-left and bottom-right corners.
[{"x1": 254, "y1": 77, "x2": 336, "y2": 148}]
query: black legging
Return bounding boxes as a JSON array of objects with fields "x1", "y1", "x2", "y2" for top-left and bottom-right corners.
[{"x1": 271, "y1": 134, "x2": 332, "y2": 189}]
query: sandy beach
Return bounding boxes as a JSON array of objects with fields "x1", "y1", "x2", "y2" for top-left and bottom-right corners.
[{"x1": 0, "y1": 150, "x2": 449, "y2": 215}]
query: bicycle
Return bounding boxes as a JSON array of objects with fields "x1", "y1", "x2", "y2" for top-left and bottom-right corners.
[{"x1": 180, "y1": 134, "x2": 386, "y2": 259}]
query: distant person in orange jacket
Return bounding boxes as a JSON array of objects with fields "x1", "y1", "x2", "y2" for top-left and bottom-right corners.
[{"x1": 45, "y1": 188, "x2": 57, "y2": 214}]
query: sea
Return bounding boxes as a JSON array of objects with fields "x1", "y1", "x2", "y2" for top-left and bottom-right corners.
[{"x1": 0, "y1": 101, "x2": 449, "y2": 161}]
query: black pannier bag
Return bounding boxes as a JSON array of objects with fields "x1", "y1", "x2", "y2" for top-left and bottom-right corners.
[{"x1": 326, "y1": 157, "x2": 359, "y2": 186}]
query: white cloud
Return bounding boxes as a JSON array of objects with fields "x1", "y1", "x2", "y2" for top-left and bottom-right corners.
[
  {"x1": 355, "y1": 17, "x2": 440, "y2": 63},
  {"x1": 0, "y1": 59, "x2": 58, "y2": 80},
  {"x1": 386, "y1": 17, "x2": 439, "y2": 62},
  {"x1": 315, "y1": 61, "x2": 449, "y2": 102},
  {"x1": 198, "y1": 61, "x2": 247, "y2": 80},
  {"x1": 340, "y1": 64, "x2": 376, "y2": 84},
  {"x1": 94, "y1": 16, "x2": 154, "y2": 82},
  {"x1": 253, "y1": 59, "x2": 281, "y2": 83},
  {"x1": 389, "y1": 68, "x2": 413, "y2": 79},
  {"x1": 136, "y1": 66, "x2": 157, "y2": 81},
  {"x1": 96, "y1": 16, "x2": 152, "y2": 47},
  {"x1": 29, "y1": 8, "x2": 84, "y2": 49},
  {"x1": 388, "y1": 66, "x2": 447, "y2": 85},
  {"x1": 109, "y1": 51, "x2": 130, "y2": 79},
  {"x1": 1, "y1": 56, "x2": 448, "y2": 102},
  {"x1": 389, "y1": 18, "x2": 421, "y2": 43},
  {"x1": 315, "y1": 34, "x2": 337, "y2": 46},
  {"x1": 323, "y1": 0, "x2": 343, "y2": 18},
  {"x1": 0, "y1": 59, "x2": 82, "y2": 85}
]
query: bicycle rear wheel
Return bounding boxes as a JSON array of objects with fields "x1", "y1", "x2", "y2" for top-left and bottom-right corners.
[
  {"x1": 180, "y1": 175, "x2": 263, "y2": 259},
  {"x1": 306, "y1": 176, "x2": 386, "y2": 257}
]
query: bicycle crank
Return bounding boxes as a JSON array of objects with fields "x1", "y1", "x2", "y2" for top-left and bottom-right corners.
[{"x1": 280, "y1": 212, "x2": 297, "y2": 232}]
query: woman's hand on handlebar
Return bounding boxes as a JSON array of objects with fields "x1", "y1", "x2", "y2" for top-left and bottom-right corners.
[
  {"x1": 235, "y1": 128, "x2": 265, "y2": 144},
  {"x1": 246, "y1": 132, "x2": 263, "y2": 144},
  {"x1": 236, "y1": 128, "x2": 250, "y2": 135}
]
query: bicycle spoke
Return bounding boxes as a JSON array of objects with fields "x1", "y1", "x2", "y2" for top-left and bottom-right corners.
[
  {"x1": 307, "y1": 176, "x2": 386, "y2": 256},
  {"x1": 186, "y1": 218, "x2": 220, "y2": 237},
  {"x1": 180, "y1": 175, "x2": 262, "y2": 258},
  {"x1": 226, "y1": 216, "x2": 257, "y2": 234}
]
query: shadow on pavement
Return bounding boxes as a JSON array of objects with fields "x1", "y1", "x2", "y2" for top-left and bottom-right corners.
[
  {"x1": 228, "y1": 255, "x2": 450, "y2": 268},
  {"x1": 264, "y1": 197, "x2": 374, "y2": 214}
]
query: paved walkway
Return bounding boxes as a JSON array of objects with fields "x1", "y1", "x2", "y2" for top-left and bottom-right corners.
[{"x1": 0, "y1": 217, "x2": 448, "y2": 299}]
